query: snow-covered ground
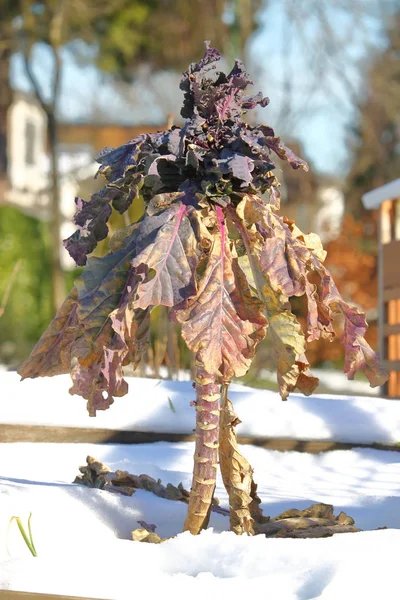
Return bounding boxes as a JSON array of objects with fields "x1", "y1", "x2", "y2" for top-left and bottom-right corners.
[
  {"x1": 1, "y1": 442, "x2": 400, "y2": 599},
  {"x1": 1, "y1": 370, "x2": 400, "y2": 599},
  {"x1": 2, "y1": 370, "x2": 400, "y2": 444}
]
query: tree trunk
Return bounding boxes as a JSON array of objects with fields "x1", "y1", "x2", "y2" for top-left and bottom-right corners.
[
  {"x1": 219, "y1": 383, "x2": 266, "y2": 534},
  {"x1": 19, "y1": 2, "x2": 66, "y2": 314},
  {"x1": 47, "y1": 111, "x2": 65, "y2": 312},
  {"x1": 183, "y1": 354, "x2": 220, "y2": 534},
  {"x1": 0, "y1": 40, "x2": 12, "y2": 179}
]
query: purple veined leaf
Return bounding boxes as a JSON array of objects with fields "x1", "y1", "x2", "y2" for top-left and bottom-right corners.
[
  {"x1": 70, "y1": 304, "x2": 150, "y2": 418},
  {"x1": 218, "y1": 149, "x2": 255, "y2": 186},
  {"x1": 263, "y1": 134, "x2": 309, "y2": 171},
  {"x1": 75, "y1": 236, "x2": 137, "y2": 320},
  {"x1": 17, "y1": 252, "x2": 150, "y2": 417},
  {"x1": 111, "y1": 181, "x2": 140, "y2": 215},
  {"x1": 180, "y1": 42, "x2": 222, "y2": 119},
  {"x1": 241, "y1": 92, "x2": 270, "y2": 111},
  {"x1": 70, "y1": 260, "x2": 150, "y2": 417},
  {"x1": 235, "y1": 196, "x2": 306, "y2": 298},
  {"x1": 69, "y1": 341, "x2": 127, "y2": 416},
  {"x1": 186, "y1": 147, "x2": 200, "y2": 170},
  {"x1": 63, "y1": 192, "x2": 113, "y2": 266},
  {"x1": 176, "y1": 206, "x2": 266, "y2": 379},
  {"x1": 258, "y1": 208, "x2": 308, "y2": 298},
  {"x1": 18, "y1": 287, "x2": 82, "y2": 379},
  {"x1": 183, "y1": 40, "x2": 221, "y2": 77},
  {"x1": 215, "y1": 89, "x2": 237, "y2": 122},
  {"x1": 238, "y1": 126, "x2": 277, "y2": 165},
  {"x1": 227, "y1": 59, "x2": 253, "y2": 89},
  {"x1": 273, "y1": 214, "x2": 387, "y2": 388},
  {"x1": 67, "y1": 231, "x2": 140, "y2": 415},
  {"x1": 74, "y1": 298, "x2": 149, "y2": 417},
  {"x1": 95, "y1": 135, "x2": 147, "y2": 182},
  {"x1": 132, "y1": 201, "x2": 199, "y2": 310},
  {"x1": 304, "y1": 279, "x2": 335, "y2": 343},
  {"x1": 109, "y1": 299, "x2": 150, "y2": 372},
  {"x1": 63, "y1": 173, "x2": 142, "y2": 267},
  {"x1": 147, "y1": 154, "x2": 177, "y2": 175},
  {"x1": 260, "y1": 237, "x2": 304, "y2": 298}
]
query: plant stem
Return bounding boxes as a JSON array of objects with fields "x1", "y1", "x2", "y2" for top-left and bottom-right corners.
[
  {"x1": 27, "y1": 512, "x2": 37, "y2": 556},
  {"x1": 8, "y1": 514, "x2": 37, "y2": 557},
  {"x1": 219, "y1": 382, "x2": 266, "y2": 534},
  {"x1": 183, "y1": 353, "x2": 220, "y2": 535}
]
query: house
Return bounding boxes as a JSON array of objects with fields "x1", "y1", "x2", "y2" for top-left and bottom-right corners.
[
  {"x1": 4, "y1": 90, "x2": 49, "y2": 216},
  {"x1": 0, "y1": 91, "x2": 163, "y2": 268},
  {"x1": 362, "y1": 179, "x2": 400, "y2": 398},
  {"x1": 1, "y1": 92, "x2": 98, "y2": 268}
]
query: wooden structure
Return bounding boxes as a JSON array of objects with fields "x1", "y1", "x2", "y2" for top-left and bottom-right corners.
[
  {"x1": 363, "y1": 179, "x2": 400, "y2": 397},
  {"x1": 57, "y1": 122, "x2": 162, "y2": 153}
]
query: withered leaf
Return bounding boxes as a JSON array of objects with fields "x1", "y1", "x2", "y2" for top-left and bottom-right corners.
[
  {"x1": 232, "y1": 197, "x2": 319, "y2": 398},
  {"x1": 176, "y1": 207, "x2": 266, "y2": 379},
  {"x1": 311, "y1": 260, "x2": 387, "y2": 388},
  {"x1": 132, "y1": 202, "x2": 198, "y2": 309},
  {"x1": 18, "y1": 287, "x2": 81, "y2": 379}
]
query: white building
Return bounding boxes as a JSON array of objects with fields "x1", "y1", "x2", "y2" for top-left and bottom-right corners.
[
  {"x1": 313, "y1": 185, "x2": 345, "y2": 243},
  {"x1": 2, "y1": 92, "x2": 97, "y2": 268}
]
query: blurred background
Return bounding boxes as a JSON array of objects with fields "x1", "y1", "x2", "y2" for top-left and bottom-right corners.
[{"x1": 0, "y1": 0, "x2": 399, "y2": 395}]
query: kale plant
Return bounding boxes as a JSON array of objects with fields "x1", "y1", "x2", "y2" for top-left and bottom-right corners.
[{"x1": 19, "y1": 44, "x2": 387, "y2": 535}]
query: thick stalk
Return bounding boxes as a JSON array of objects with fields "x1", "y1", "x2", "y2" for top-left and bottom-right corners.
[
  {"x1": 183, "y1": 354, "x2": 220, "y2": 535},
  {"x1": 219, "y1": 382, "x2": 266, "y2": 534}
]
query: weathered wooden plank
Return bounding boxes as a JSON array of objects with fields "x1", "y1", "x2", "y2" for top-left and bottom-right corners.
[
  {"x1": 1, "y1": 424, "x2": 399, "y2": 453},
  {"x1": 0, "y1": 424, "x2": 191, "y2": 444},
  {"x1": 0, "y1": 591, "x2": 100, "y2": 600},
  {"x1": 382, "y1": 360, "x2": 400, "y2": 371},
  {"x1": 383, "y1": 322, "x2": 400, "y2": 337}
]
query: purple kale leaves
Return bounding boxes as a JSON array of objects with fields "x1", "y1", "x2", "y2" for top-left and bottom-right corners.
[{"x1": 64, "y1": 43, "x2": 307, "y2": 266}]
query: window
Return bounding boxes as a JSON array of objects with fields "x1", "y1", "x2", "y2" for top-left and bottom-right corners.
[
  {"x1": 25, "y1": 120, "x2": 35, "y2": 166},
  {"x1": 385, "y1": 299, "x2": 400, "y2": 397}
]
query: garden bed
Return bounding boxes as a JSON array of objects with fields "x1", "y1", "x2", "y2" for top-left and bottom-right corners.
[
  {"x1": 1, "y1": 440, "x2": 400, "y2": 598},
  {"x1": 2, "y1": 372, "x2": 400, "y2": 598}
]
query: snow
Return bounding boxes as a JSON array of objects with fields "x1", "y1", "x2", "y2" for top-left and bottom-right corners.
[
  {"x1": 1, "y1": 441, "x2": 400, "y2": 599},
  {"x1": 2, "y1": 371, "x2": 400, "y2": 598},
  {"x1": 2, "y1": 370, "x2": 400, "y2": 444}
]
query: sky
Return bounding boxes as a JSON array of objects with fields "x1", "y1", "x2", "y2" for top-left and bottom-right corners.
[{"x1": 9, "y1": 0, "x2": 395, "y2": 176}]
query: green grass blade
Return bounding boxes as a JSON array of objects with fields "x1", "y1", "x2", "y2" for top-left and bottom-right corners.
[
  {"x1": 7, "y1": 515, "x2": 37, "y2": 557},
  {"x1": 27, "y1": 513, "x2": 37, "y2": 556}
]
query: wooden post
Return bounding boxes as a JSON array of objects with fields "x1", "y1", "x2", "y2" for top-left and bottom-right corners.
[{"x1": 378, "y1": 204, "x2": 386, "y2": 395}]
